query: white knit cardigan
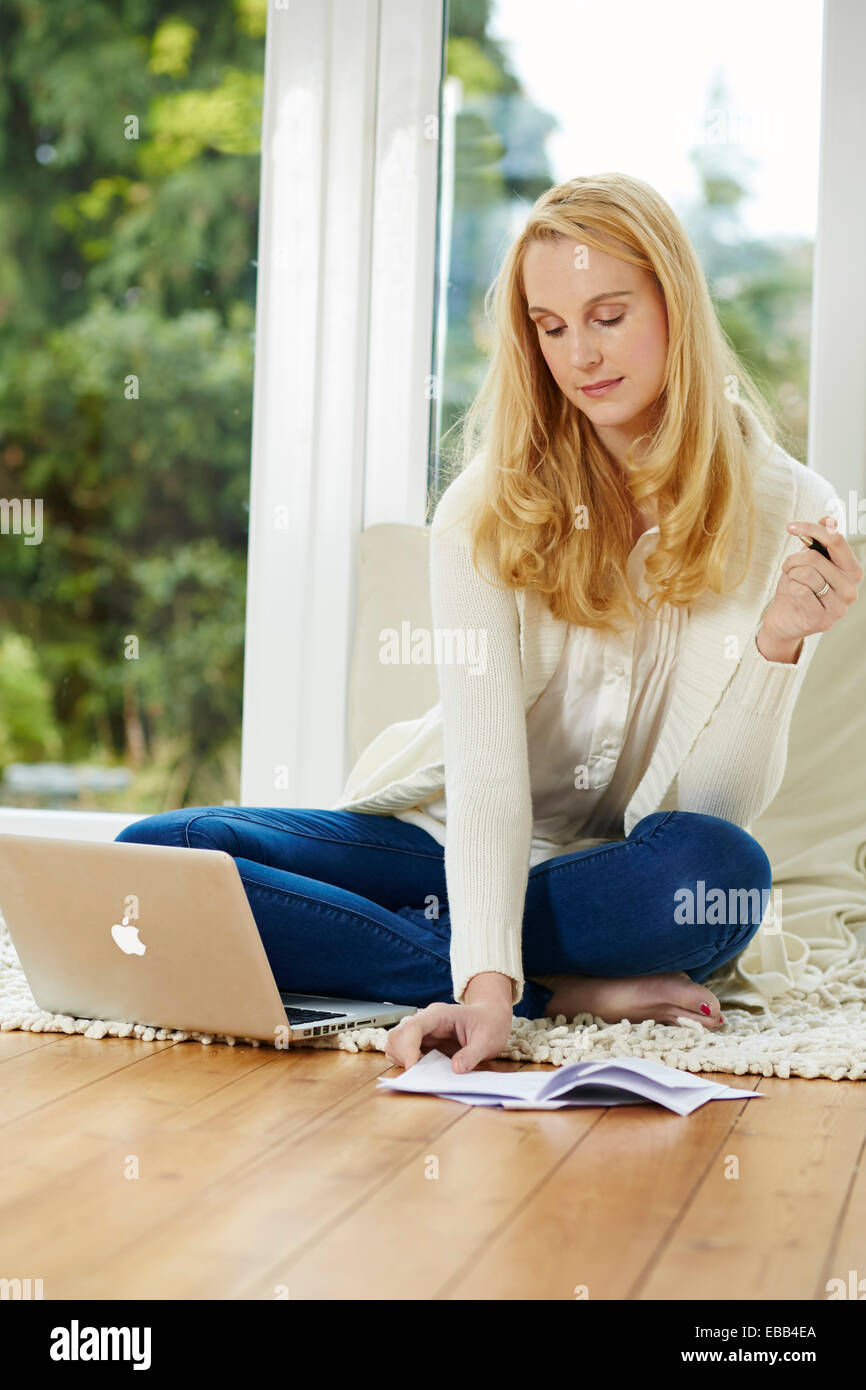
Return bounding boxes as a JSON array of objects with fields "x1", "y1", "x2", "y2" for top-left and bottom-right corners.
[{"x1": 333, "y1": 410, "x2": 839, "y2": 1007}]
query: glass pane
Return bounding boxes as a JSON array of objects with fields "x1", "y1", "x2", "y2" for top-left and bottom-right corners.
[
  {"x1": 430, "y1": 0, "x2": 824, "y2": 510},
  {"x1": 0, "y1": 0, "x2": 267, "y2": 812}
]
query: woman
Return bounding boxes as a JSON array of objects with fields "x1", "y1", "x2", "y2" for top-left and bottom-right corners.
[{"x1": 117, "y1": 174, "x2": 861, "y2": 1075}]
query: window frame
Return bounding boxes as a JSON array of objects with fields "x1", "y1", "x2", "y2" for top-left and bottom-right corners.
[{"x1": 239, "y1": 0, "x2": 445, "y2": 813}]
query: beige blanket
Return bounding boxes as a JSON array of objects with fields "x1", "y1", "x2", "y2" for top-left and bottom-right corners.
[{"x1": 707, "y1": 531, "x2": 866, "y2": 1007}]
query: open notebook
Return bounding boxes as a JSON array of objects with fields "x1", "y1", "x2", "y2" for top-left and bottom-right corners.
[{"x1": 377, "y1": 1049, "x2": 762, "y2": 1116}]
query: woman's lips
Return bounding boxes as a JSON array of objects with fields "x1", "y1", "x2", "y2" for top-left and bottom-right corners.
[{"x1": 581, "y1": 377, "x2": 623, "y2": 397}]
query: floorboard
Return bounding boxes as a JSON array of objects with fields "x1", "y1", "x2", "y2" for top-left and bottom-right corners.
[{"x1": 1, "y1": 1031, "x2": 863, "y2": 1300}]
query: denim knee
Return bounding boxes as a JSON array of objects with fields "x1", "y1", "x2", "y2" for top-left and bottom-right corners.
[
  {"x1": 728, "y1": 828, "x2": 772, "y2": 948},
  {"x1": 669, "y1": 812, "x2": 772, "y2": 946},
  {"x1": 115, "y1": 808, "x2": 205, "y2": 848}
]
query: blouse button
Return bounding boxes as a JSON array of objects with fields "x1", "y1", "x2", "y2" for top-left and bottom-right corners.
[{"x1": 614, "y1": 664, "x2": 624, "y2": 676}]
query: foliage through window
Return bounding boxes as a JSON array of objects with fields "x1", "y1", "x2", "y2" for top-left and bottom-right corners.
[{"x1": 0, "y1": 0, "x2": 266, "y2": 812}]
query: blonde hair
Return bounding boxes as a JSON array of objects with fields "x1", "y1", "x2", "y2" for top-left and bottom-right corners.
[{"x1": 438, "y1": 172, "x2": 782, "y2": 634}]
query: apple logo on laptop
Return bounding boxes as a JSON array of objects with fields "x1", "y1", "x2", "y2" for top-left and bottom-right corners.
[{"x1": 111, "y1": 915, "x2": 146, "y2": 956}]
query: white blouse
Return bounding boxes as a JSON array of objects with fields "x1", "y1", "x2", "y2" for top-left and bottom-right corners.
[{"x1": 396, "y1": 525, "x2": 689, "y2": 866}]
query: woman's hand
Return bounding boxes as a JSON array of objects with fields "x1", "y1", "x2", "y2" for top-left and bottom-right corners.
[
  {"x1": 757, "y1": 515, "x2": 862, "y2": 661},
  {"x1": 384, "y1": 973, "x2": 515, "y2": 1074}
]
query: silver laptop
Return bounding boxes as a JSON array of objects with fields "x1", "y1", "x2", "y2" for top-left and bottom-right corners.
[{"x1": 0, "y1": 835, "x2": 418, "y2": 1044}]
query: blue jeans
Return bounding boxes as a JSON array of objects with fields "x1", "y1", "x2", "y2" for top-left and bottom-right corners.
[{"x1": 115, "y1": 807, "x2": 770, "y2": 1020}]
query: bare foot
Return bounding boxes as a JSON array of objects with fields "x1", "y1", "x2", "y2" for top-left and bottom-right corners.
[{"x1": 532, "y1": 971, "x2": 724, "y2": 1030}]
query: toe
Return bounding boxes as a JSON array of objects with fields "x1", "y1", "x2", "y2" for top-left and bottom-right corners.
[
  {"x1": 669, "y1": 1007, "x2": 723, "y2": 1030},
  {"x1": 668, "y1": 975, "x2": 721, "y2": 1020}
]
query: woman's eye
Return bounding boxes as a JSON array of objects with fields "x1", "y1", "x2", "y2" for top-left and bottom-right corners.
[{"x1": 543, "y1": 313, "x2": 624, "y2": 338}]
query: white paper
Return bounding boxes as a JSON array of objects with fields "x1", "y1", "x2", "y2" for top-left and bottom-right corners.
[{"x1": 377, "y1": 1049, "x2": 762, "y2": 1115}]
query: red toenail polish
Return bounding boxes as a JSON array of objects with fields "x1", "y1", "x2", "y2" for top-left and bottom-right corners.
[{"x1": 700, "y1": 1003, "x2": 711, "y2": 1015}]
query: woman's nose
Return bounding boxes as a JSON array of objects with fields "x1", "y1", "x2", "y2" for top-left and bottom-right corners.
[
  {"x1": 560, "y1": 324, "x2": 598, "y2": 367},
  {"x1": 570, "y1": 333, "x2": 601, "y2": 370}
]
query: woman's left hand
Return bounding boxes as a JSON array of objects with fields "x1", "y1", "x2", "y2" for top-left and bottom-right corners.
[{"x1": 759, "y1": 514, "x2": 863, "y2": 658}]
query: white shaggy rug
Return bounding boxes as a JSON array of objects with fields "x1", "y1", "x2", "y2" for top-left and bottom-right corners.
[{"x1": 3, "y1": 912, "x2": 865, "y2": 1081}]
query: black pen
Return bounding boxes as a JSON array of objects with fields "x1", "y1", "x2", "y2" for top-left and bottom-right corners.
[{"x1": 797, "y1": 532, "x2": 832, "y2": 561}]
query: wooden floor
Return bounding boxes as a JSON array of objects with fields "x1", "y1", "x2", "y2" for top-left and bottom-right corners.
[{"x1": 0, "y1": 1028, "x2": 864, "y2": 1301}]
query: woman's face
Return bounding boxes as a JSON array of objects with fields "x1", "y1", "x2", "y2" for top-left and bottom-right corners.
[{"x1": 523, "y1": 236, "x2": 668, "y2": 459}]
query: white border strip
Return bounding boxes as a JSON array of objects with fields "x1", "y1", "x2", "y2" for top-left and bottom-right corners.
[
  {"x1": 241, "y1": 0, "x2": 443, "y2": 809},
  {"x1": 362, "y1": 0, "x2": 445, "y2": 529},
  {"x1": 240, "y1": 0, "x2": 380, "y2": 808},
  {"x1": 0, "y1": 809, "x2": 141, "y2": 841},
  {"x1": 808, "y1": 0, "x2": 866, "y2": 504}
]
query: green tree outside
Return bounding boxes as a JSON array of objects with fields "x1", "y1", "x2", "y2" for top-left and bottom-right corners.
[{"x1": 0, "y1": 0, "x2": 266, "y2": 810}]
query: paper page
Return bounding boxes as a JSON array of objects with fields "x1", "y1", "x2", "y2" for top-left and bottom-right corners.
[
  {"x1": 377, "y1": 1049, "x2": 763, "y2": 1115},
  {"x1": 377, "y1": 1049, "x2": 552, "y2": 1100},
  {"x1": 536, "y1": 1054, "x2": 741, "y2": 1100}
]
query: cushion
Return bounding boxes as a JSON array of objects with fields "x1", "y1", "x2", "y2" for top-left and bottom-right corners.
[
  {"x1": 348, "y1": 524, "x2": 436, "y2": 766},
  {"x1": 715, "y1": 532, "x2": 866, "y2": 1003}
]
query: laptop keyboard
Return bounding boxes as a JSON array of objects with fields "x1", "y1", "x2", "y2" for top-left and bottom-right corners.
[{"x1": 284, "y1": 1006, "x2": 346, "y2": 1024}]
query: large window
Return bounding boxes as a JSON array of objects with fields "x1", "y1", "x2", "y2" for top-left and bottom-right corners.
[
  {"x1": 430, "y1": 0, "x2": 825, "y2": 509},
  {"x1": 0, "y1": 0, "x2": 266, "y2": 815},
  {"x1": 1, "y1": 0, "x2": 857, "y2": 821}
]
